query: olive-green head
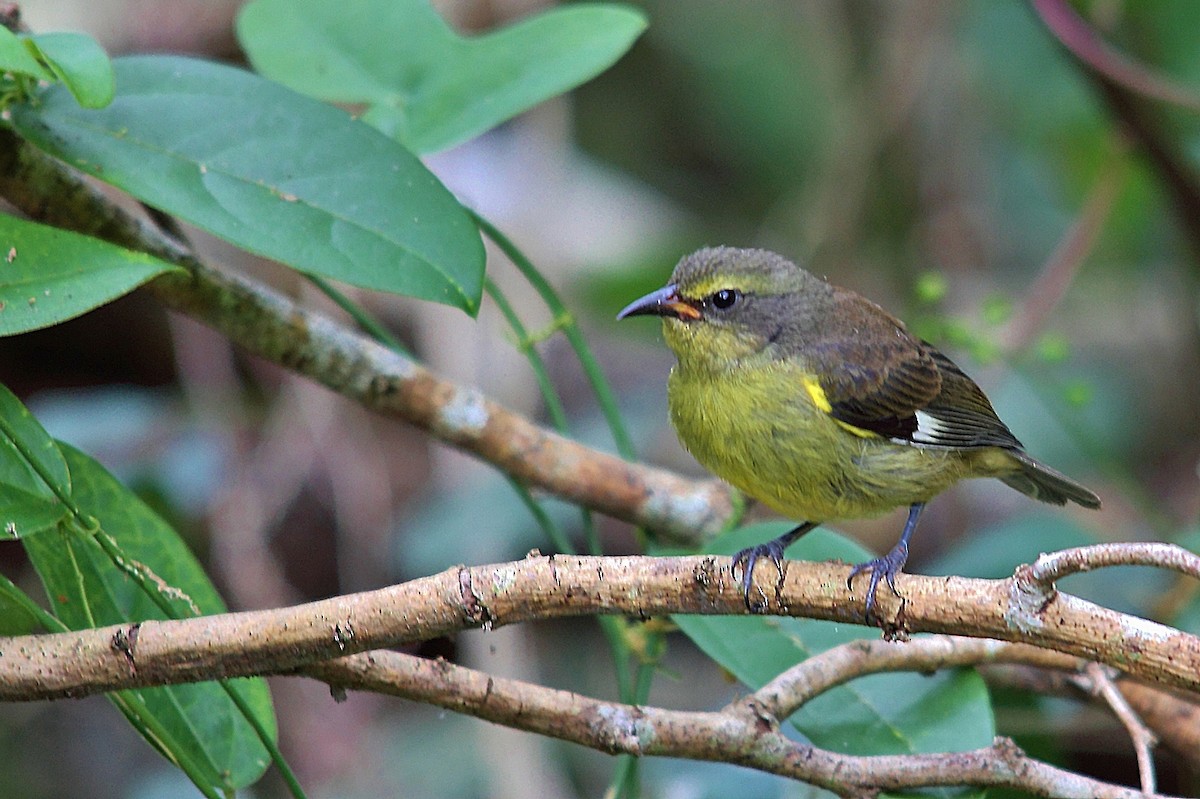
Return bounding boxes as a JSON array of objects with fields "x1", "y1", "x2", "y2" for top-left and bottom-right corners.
[{"x1": 617, "y1": 247, "x2": 833, "y2": 372}]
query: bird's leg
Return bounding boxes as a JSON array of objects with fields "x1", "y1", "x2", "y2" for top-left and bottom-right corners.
[
  {"x1": 731, "y1": 521, "x2": 819, "y2": 610},
  {"x1": 847, "y1": 502, "x2": 925, "y2": 623}
]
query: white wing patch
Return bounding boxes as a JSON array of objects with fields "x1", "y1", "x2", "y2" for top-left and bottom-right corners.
[{"x1": 910, "y1": 410, "x2": 946, "y2": 444}]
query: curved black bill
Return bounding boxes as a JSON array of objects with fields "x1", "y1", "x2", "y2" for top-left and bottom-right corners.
[{"x1": 616, "y1": 284, "x2": 701, "y2": 321}]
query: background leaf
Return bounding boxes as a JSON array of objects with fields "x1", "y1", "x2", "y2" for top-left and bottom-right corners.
[
  {"x1": 668, "y1": 523, "x2": 992, "y2": 798},
  {"x1": 926, "y1": 514, "x2": 1170, "y2": 617},
  {"x1": 25, "y1": 32, "x2": 115, "y2": 108},
  {"x1": 237, "y1": 0, "x2": 647, "y2": 154},
  {"x1": 0, "y1": 578, "x2": 45, "y2": 635},
  {"x1": 0, "y1": 214, "x2": 178, "y2": 336},
  {"x1": 0, "y1": 381, "x2": 70, "y2": 499},
  {"x1": 9, "y1": 55, "x2": 486, "y2": 312},
  {"x1": 22, "y1": 444, "x2": 276, "y2": 792}
]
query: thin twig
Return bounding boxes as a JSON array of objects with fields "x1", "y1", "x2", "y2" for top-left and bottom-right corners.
[
  {"x1": 1007, "y1": 542, "x2": 1200, "y2": 630},
  {"x1": 1031, "y1": 0, "x2": 1200, "y2": 112},
  {"x1": 1001, "y1": 152, "x2": 1125, "y2": 353},
  {"x1": 983, "y1": 662, "x2": 1200, "y2": 767},
  {"x1": 1078, "y1": 663, "x2": 1158, "y2": 795},
  {"x1": 1032, "y1": 1, "x2": 1200, "y2": 259},
  {"x1": 753, "y1": 635, "x2": 1081, "y2": 720},
  {"x1": 1117, "y1": 682, "x2": 1200, "y2": 762}
]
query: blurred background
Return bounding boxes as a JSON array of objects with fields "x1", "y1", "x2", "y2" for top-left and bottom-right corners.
[{"x1": 3, "y1": 0, "x2": 1200, "y2": 796}]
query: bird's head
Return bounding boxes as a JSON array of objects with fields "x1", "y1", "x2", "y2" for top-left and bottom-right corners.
[{"x1": 617, "y1": 247, "x2": 831, "y2": 372}]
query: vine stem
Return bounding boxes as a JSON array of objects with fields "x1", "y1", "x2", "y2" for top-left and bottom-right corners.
[{"x1": 471, "y1": 210, "x2": 636, "y2": 460}]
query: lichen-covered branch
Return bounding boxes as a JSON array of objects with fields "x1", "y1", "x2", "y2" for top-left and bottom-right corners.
[
  {"x1": 1, "y1": 552, "x2": 1199, "y2": 701},
  {"x1": 305, "y1": 646, "x2": 1179, "y2": 799}
]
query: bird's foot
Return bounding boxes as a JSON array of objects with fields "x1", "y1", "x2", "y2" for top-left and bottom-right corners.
[
  {"x1": 847, "y1": 539, "x2": 909, "y2": 625},
  {"x1": 730, "y1": 523, "x2": 818, "y2": 612},
  {"x1": 731, "y1": 539, "x2": 790, "y2": 612}
]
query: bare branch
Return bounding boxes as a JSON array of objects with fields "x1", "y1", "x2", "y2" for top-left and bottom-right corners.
[
  {"x1": 1, "y1": 553, "x2": 1199, "y2": 701},
  {"x1": 305, "y1": 649, "x2": 1179, "y2": 799}
]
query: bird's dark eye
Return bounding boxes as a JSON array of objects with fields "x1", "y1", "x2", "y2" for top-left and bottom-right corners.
[{"x1": 710, "y1": 289, "x2": 740, "y2": 309}]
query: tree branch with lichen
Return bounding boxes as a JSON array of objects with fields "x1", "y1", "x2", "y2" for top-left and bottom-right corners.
[
  {"x1": 308, "y1": 641, "x2": 1181, "y2": 799},
  {"x1": 0, "y1": 553, "x2": 1195, "y2": 797},
  {"x1": 1, "y1": 552, "x2": 1199, "y2": 698}
]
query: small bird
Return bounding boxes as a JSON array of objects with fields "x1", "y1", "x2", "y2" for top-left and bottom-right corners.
[{"x1": 618, "y1": 246, "x2": 1100, "y2": 620}]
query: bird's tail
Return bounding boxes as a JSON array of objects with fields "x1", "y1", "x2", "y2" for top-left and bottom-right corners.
[{"x1": 1000, "y1": 451, "x2": 1101, "y2": 509}]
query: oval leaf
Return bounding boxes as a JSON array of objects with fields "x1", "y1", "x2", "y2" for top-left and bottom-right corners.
[
  {"x1": 9, "y1": 55, "x2": 485, "y2": 313},
  {"x1": 26, "y1": 32, "x2": 116, "y2": 108},
  {"x1": 237, "y1": 0, "x2": 647, "y2": 154},
  {"x1": 0, "y1": 214, "x2": 178, "y2": 336},
  {"x1": 0, "y1": 382, "x2": 70, "y2": 498},
  {"x1": 666, "y1": 523, "x2": 994, "y2": 785},
  {"x1": 23, "y1": 444, "x2": 276, "y2": 791}
]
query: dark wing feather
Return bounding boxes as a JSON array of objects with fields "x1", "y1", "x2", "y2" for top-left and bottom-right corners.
[
  {"x1": 808, "y1": 295, "x2": 1020, "y2": 450},
  {"x1": 808, "y1": 336, "x2": 935, "y2": 440},
  {"x1": 920, "y1": 348, "x2": 1023, "y2": 448}
]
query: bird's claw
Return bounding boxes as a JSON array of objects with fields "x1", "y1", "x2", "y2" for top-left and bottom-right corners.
[
  {"x1": 731, "y1": 540, "x2": 789, "y2": 611},
  {"x1": 847, "y1": 540, "x2": 909, "y2": 625}
]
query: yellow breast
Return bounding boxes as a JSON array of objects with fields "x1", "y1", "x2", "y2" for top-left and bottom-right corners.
[{"x1": 666, "y1": 359, "x2": 975, "y2": 521}]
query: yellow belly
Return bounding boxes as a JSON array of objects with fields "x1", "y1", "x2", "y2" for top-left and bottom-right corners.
[{"x1": 667, "y1": 360, "x2": 992, "y2": 521}]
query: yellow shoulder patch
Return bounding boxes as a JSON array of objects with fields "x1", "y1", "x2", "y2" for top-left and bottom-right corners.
[
  {"x1": 802, "y1": 375, "x2": 877, "y2": 439},
  {"x1": 802, "y1": 376, "x2": 832, "y2": 412}
]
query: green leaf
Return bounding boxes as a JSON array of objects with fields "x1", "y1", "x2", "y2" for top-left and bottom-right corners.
[
  {"x1": 0, "y1": 382, "x2": 70, "y2": 499},
  {"x1": 10, "y1": 55, "x2": 486, "y2": 313},
  {"x1": 25, "y1": 32, "x2": 115, "y2": 108},
  {"x1": 668, "y1": 523, "x2": 992, "y2": 798},
  {"x1": 0, "y1": 576, "x2": 47, "y2": 635},
  {"x1": 0, "y1": 214, "x2": 179, "y2": 336},
  {"x1": 22, "y1": 444, "x2": 276, "y2": 792},
  {"x1": 0, "y1": 27, "x2": 52, "y2": 80},
  {"x1": 237, "y1": 0, "x2": 647, "y2": 154},
  {"x1": 0, "y1": 482, "x2": 67, "y2": 539}
]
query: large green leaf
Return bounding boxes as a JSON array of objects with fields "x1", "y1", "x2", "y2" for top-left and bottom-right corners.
[
  {"x1": 22, "y1": 444, "x2": 276, "y2": 792},
  {"x1": 237, "y1": 0, "x2": 647, "y2": 154},
  {"x1": 0, "y1": 214, "x2": 178, "y2": 336},
  {"x1": 9, "y1": 55, "x2": 486, "y2": 313},
  {"x1": 668, "y1": 523, "x2": 992, "y2": 799},
  {"x1": 0, "y1": 382, "x2": 70, "y2": 499}
]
